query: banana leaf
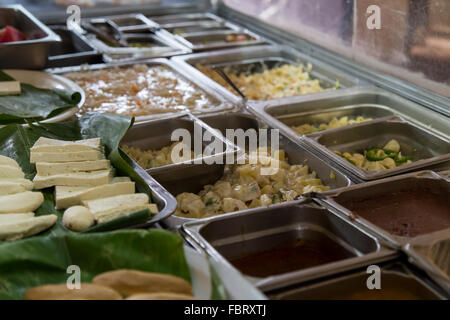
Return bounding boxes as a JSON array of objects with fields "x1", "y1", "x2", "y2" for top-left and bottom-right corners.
[
  {"x1": 0, "y1": 70, "x2": 82, "y2": 125},
  {"x1": 0, "y1": 228, "x2": 191, "y2": 300},
  {"x1": 0, "y1": 112, "x2": 158, "y2": 236}
]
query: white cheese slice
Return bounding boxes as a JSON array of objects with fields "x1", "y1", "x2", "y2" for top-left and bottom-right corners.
[
  {"x1": 36, "y1": 159, "x2": 110, "y2": 176},
  {"x1": 33, "y1": 169, "x2": 113, "y2": 189},
  {"x1": 0, "y1": 178, "x2": 33, "y2": 191},
  {"x1": 83, "y1": 193, "x2": 149, "y2": 213},
  {"x1": 95, "y1": 204, "x2": 154, "y2": 224},
  {"x1": 83, "y1": 193, "x2": 152, "y2": 223},
  {"x1": 0, "y1": 212, "x2": 35, "y2": 224},
  {"x1": 0, "y1": 81, "x2": 21, "y2": 96},
  {"x1": 55, "y1": 181, "x2": 135, "y2": 209},
  {"x1": 30, "y1": 150, "x2": 104, "y2": 163},
  {"x1": 31, "y1": 137, "x2": 102, "y2": 152},
  {"x1": 0, "y1": 165, "x2": 24, "y2": 179},
  {"x1": 0, "y1": 181, "x2": 28, "y2": 196},
  {"x1": 0, "y1": 191, "x2": 44, "y2": 213},
  {"x1": 0, "y1": 214, "x2": 57, "y2": 241},
  {"x1": 110, "y1": 177, "x2": 131, "y2": 183},
  {"x1": 0, "y1": 155, "x2": 20, "y2": 168}
]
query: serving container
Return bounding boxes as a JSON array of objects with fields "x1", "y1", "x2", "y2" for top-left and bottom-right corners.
[
  {"x1": 0, "y1": 5, "x2": 61, "y2": 69},
  {"x1": 154, "y1": 112, "x2": 352, "y2": 229},
  {"x1": 171, "y1": 45, "x2": 361, "y2": 106},
  {"x1": 182, "y1": 199, "x2": 397, "y2": 292},
  {"x1": 404, "y1": 230, "x2": 450, "y2": 294},
  {"x1": 118, "y1": 149, "x2": 177, "y2": 227},
  {"x1": 315, "y1": 170, "x2": 450, "y2": 250},
  {"x1": 46, "y1": 25, "x2": 102, "y2": 68},
  {"x1": 270, "y1": 261, "x2": 447, "y2": 300},
  {"x1": 147, "y1": 12, "x2": 225, "y2": 26},
  {"x1": 120, "y1": 113, "x2": 238, "y2": 177},
  {"x1": 169, "y1": 29, "x2": 267, "y2": 52},
  {"x1": 247, "y1": 87, "x2": 450, "y2": 146},
  {"x1": 303, "y1": 116, "x2": 450, "y2": 181},
  {"x1": 77, "y1": 13, "x2": 190, "y2": 62},
  {"x1": 50, "y1": 58, "x2": 234, "y2": 122}
]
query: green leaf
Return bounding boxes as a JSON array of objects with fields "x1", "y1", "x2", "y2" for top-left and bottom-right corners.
[
  {"x1": 0, "y1": 229, "x2": 190, "y2": 300},
  {"x1": 0, "y1": 70, "x2": 81, "y2": 124}
]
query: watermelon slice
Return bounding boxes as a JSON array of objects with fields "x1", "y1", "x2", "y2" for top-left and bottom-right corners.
[{"x1": 0, "y1": 26, "x2": 27, "y2": 43}]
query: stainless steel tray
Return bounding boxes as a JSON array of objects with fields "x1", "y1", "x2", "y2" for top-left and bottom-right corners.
[
  {"x1": 171, "y1": 29, "x2": 267, "y2": 52},
  {"x1": 50, "y1": 58, "x2": 235, "y2": 122},
  {"x1": 120, "y1": 112, "x2": 238, "y2": 178},
  {"x1": 115, "y1": 150, "x2": 177, "y2": 228},
  {"x1": 182, "y1": 199, "x2": 397, "y2": 292},
  {"x1": 46, "y1": 25, "x2": 102, "y2": 68},
  {"x1": 315, "y1": 170, "x2": 450, "y2": 250},
  {"x1": 303, "y1": 116, "x2": 450, "y2": 181},
  {"x1": 247, "y1": 87, "x2": 450, "y2": 146},
  {"x1": 171, "y1": 45, "x2": 362, "y2": 105},
  {"x1": 147, "y1": 12, "x2": 225, "y2": 26},
  {"x1": 270, "y1": 261, "x2": 447, "y2": 300},
  {"x1": 158, "y1": 112, "x2": 353, "y2": 229},
  {"x1": 404, "y1": 230, "x2": 450, "y2": 294},
  {"x1": 77, "y1": 13, "x2": 190, "y2": 62},
  {"x1": 0, "y1": 5, "x2": 61, "y2": 69}
]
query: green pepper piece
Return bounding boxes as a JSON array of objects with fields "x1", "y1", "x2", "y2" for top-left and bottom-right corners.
[
  {"x1": 395, "y1": 155, "x2": 413, "y2": 164},
  {"x1": 383, "y1": 149, "x2": 398, "y2": 159},
  {"x1": 366, "y1": 148, "x2": 388, "y2": 161}
]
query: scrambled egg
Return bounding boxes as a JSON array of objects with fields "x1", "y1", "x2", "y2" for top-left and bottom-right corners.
[
  {"x1": 175, "y1": 148, "x2": 330, "y2": 219},
  {"x1": 197, "y1": 63, "x2": 333, "y2": 100},
  {"x1": 336, "y1": 139, "x2": 413, "y2": 171},
  {"x1": 291, "y1": 116, "x2": 372, "y2": 135}
]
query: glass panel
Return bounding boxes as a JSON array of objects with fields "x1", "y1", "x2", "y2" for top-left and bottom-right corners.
[{"x1": 223, "y1": 0, "x2": 450, "y2": 98}]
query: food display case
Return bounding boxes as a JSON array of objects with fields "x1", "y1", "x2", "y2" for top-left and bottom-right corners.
[{"x1": 0, "y1": 0, "x2": 448, "y2": 303}]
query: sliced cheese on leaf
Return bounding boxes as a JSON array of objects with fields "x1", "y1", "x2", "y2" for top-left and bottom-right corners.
[{"x1": 0, "y1": 191, "x2": 44, "y2": 213}]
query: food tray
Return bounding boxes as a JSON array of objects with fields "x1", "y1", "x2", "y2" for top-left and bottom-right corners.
[
  {"x1": 270, "y1": 261, "x2": 447, "y2": 300},
  {"x1": 156, "y1": 112, "x2": 353, "y2": 229},
  {"x1": 120, "y1": 113, "x2": 238, "y2": 177},
  {"x1": 247, "y1": 87, "x2": 450, "y2": 145},
  {"x1": 0, "y1": 5, "x2": 61, "y2": 69},
  {"x1": 315, "y1": 170, "x2": 450, "y2": 250},
  {"x1": 118, "y1": 149, "x2": 177, "y2": 227},
  {"x1": 170, "y1": 29, "x2": 267, "y2": 52},
  {"x1": 147, "y1": 12, "x2": 225, "y2": 26},
  {"x1": 303, "y1": 116, "x2": 450, "y2": 181},
  {"x1": 172, "y1": 45, "x2": 361, "y2": 105},
  {"x1": 182, "y1": 199, "x2": 397, "y2": 292},
  {"x1": 50, "y1": 58, "x2": 234, "y2": 122},
  {"x1": 46, "y1": 25, "x2": 102, "y2": 68},
  {"x1": 77, "y1": 13, "x2": 190, "y2": 62},
  {"x1": 404, "y1": 230, "x2": 450, "y2": 294}
]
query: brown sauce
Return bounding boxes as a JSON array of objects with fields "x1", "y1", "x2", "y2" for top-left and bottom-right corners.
[
  {"x1": 338, "y1": 189, "x2": 450, "y2": 237},
  {"x1": 230, "y1": 238, "x2": 354, "y2": 278}
]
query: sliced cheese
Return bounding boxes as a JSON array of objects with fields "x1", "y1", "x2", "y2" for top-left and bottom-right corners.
[
  {"x1": 0, "y1": 191, "x2": 44, "y2": 213},
  {"x1": 0, "y1": 181, "x2": 28, "y2": 196},
  {"x1": 31, "y1": 137, "x2": 102, "y2": 152},
  {"x1": 36, "y1": 159, "x2": 110, "y2": 176},
  {"x1": 33, "y1": 170, "x2": 113, "y2": 189},
  {"x1": 0, "y1": 81, "x2": 21, "y2": 96},
  {"x1": 30, "y1": 150, "x2": 104, "y2": 164},
  {"x1": 111, "y1": 177, "x2": 131, "y2": 183},
  {"x1": 0, "y1": 165, "x2": 24, "y2": 179},
  {"x1": 0, "y1": 155, "x2": 20, "y2": 168},
  {"x1": 55, "y1": 181, "x2": 135, "y2": 209},
  {"x1": 0, "y1": 178, "x2": 33, "y2": 191},
  {"x1": 83, "y1": 193, "x2": 150, "y2": 223},
  {"x1": 0, "y1": 213, "x2": 35, "y2": 224},
  {"x1": 95, "y1": 204, "x2": 153, "y2": 224},
  {"x1": 0, "y1": 214, "x2": 57, "y2": 241}
]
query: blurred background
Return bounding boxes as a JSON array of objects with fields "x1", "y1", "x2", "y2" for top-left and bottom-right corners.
[{"x1": 6, "y1": 0, "x2": 450, "y2": 98}]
